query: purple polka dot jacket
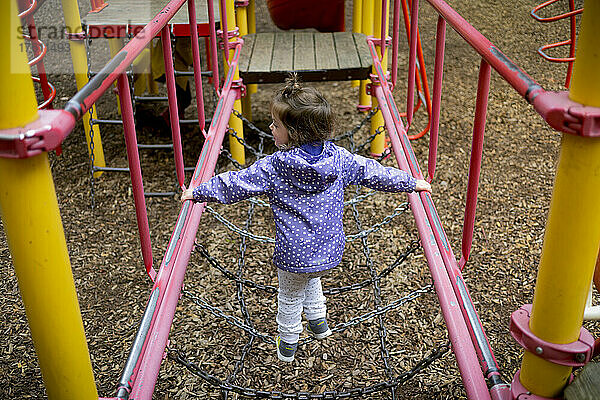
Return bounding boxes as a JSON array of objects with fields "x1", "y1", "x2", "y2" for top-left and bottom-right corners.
[{"x1": 192, "y1": 141, "x2": 416, "y2": 273}]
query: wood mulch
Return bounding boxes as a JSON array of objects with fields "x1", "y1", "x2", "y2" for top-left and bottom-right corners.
[{"x1": 1, "y1": 0, "x2": 597, "y2": 399}]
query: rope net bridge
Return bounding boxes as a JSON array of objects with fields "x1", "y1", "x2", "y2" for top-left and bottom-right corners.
[{"x1": 162, "y1": 111, "x2": 451, "y2": 399}]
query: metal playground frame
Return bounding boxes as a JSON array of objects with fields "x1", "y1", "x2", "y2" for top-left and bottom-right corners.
[{"x1": 1, "y1": 0, "x2": 599, "y2": 399}]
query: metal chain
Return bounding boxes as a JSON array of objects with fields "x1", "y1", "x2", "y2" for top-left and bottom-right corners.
[
  {"x1": 84, "y1": 25, "x2": 96, "y2": 209},
  {"x1": 227, "y1": 127, "x2": 268, "y2": 158},
  {"x1": 168, "y1": 332, "x2": 450, "y2": 400},
  {"x1": 165, "y1": 104, "x2": 449, "y2": 399},
  {"x1": 204, "y1": 201, "x2": 409, "y2": 244},
  {"x1": 180, "y1": 283, "x2": 434, "y2": 348},
  {"x1": 331, "y1": 107, "x2": 378, "y2": 143},
  {"x1": 231, "y1": 108, "x2": 274, "y2": 140},
  {"x1": 349, "y1": 185, "x2": 394, "y2": 397},
  {"x1": 193, "y1": 239, "x2": 420, "y2": 297},
  {"x1": 345, "y1": 202, "x2": 409, "y2": 242}
]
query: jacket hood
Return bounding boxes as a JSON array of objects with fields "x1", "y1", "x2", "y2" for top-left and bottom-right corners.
[{"x1": 272, "y1": 141, "x2": 339, "y2": 193}]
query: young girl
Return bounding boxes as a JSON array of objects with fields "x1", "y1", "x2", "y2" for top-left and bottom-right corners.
[{"x1": 182, "y1": 76, "x2": 431, "y2": 362}]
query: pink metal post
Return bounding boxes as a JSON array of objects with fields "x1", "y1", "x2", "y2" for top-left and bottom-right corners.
[
  {"x1": 406, "y1": 0, "x2": 419, "y2": 125},
  {"x1": 129, "y1": 86, "x2": 239, "y2": 400},
  {"x1": 426, "y1": 0, "x2": 544, "y2": 103},
  {"x1": 160, "y1": 26, "x2": 186, "y2": 189},
  {"x1": 116, "y1": 74, "x2": 156, "y2": 281},
  {"x1": 459, "y1": 59, "x2": 491, "y2": 270},
  {"x1": 380, "y1": 0, "x2": 388, "y2": 62},
  {"x1": 428, "y1": 16, "x2": 446, "y2": 182},
  {"x1": 219, "y1": 0, "x2": 230, "y2": 63},
  {"x1": 391, "y1": 0, "x2": 400, "y2": 87},
  {"x1": 373, "y1": 84, "x2": 492, "y2": 400},
  {"x1": 207, "y1": 0, "x2": 220, "y2": 93},
  {"x1": 187, "y1": 0, "x2": 207, "y2": 133},
  {"x1": 127, "y1": 45, "x2": 243, "y2": 399}
]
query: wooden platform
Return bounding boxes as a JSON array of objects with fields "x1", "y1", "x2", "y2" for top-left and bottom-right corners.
[
  {"x1": 238, "y1": 32, "x2": 373, "y2": 84},
  {"x1": 83, "y1": 0, "x2": 220, "y2": 38}
]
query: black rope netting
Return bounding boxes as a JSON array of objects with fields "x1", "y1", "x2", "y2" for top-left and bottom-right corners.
[{"x1": 167, "y1": 111, "x2": 450, "y2": 399}]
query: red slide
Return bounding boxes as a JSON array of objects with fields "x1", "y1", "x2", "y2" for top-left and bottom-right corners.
[{"x1": 266, "y1": 0, "x2": 345, "y2": 32}]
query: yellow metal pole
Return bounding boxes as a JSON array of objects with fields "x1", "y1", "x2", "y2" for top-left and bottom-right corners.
[
  {"x1": 519, "y1": 1, "x2": 600, "y2": 397},
  {"x1": 369, "y1": 0, "x2": 388, "y2": 156},
  {"x1": 236, "y1": 2, "x2": 252, "y2": 121},
  {"x1": 221, "y1": 0, "x2": 245, "y2": 164},
  {"x1": 351, "y1": 0, "x2": 363, "y2": 88},
  {"x1": 108, "y1": 38, "x2": 124, "y2": 115},
  {"x1": 247, "y1": 0, "x2": 257, "y2": 95},
  {"x1": 359, "y1": 0, "x2": 374, "y2": 112},
  {"x1": 1, "y1": 3, "x2": 98, "y2": 399},
  {"x1": 61, "y1": 0, "x2": 105, "y2": 177}
]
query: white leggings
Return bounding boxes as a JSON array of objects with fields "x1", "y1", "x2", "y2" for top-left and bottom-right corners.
[{"x1": 277, "y1": 269, "x2": 327, "y2": 344}]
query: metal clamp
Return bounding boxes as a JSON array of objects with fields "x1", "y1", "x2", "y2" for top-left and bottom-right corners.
[
  {"x1": 65, "y1": 30, "x2": 86, "y2": 41},
  {"x1": 367, "y1": 72, "x2": 393, "y2": 94},
  {"x1": 510, "y1": 304, "x2": 595, "y2": 367},
  {"x1": 367, "y1": 35, "x2": 392, "y2": 48},
  {"x1": 533, "y1": 91, "x2": 600, "y2": 137},
  {"x1": 0, "y1": 110, "x2": 76, "y2": 159},
  {"x1": 231, "y1": 79, "x2": 247, "y2": 99},
  {"x1": 216, "y1": 27, "x2": 240, "y2": 47}
]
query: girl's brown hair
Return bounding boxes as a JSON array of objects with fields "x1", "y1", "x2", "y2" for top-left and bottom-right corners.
[{"x1": 270, "y1": 74, "x2": 335, "y2": 148}]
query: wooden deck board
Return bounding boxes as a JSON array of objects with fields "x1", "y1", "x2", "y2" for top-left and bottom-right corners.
[
  {"x1": 334, "y1": 32, "x2": 360, "y2": 70},
  {"x1": 293, "y1": 32, "x2": 316, "y2": 71},
  {"x1": 271, "y1": 33, "x2": 293, "y2": 72},
  {"x1": 237, "y1": 33, "x2": 254, "y2": 73},
  {"x1": 315, "y1": 33, "x2": 338, "y2": 70},
  {"x1": 353, "y1": 33, "x2": 372, "y2": 68},
  {"x1": 83, "y1": 0, "x2": 219, "y2": 26},
  {"x1": 247, "y1": 33, "x2": 274, "y2": 73},
  {"x1": 239, "y1": 32, "x2": 372, "y2": 84}
]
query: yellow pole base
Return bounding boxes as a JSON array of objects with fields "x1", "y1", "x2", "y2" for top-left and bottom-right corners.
[
  {"x1": 229, "y1": 98, "x2": 245, "y2": 165},
  {"x1": 519, "y1": 133, "x2": 600, "y2": 397},
  {"x1": 0, "y1": 155, "x2": 98, "y2": 400},
  {"x1": 369, "y1": 97, "x2": 386, "y2": 155}
]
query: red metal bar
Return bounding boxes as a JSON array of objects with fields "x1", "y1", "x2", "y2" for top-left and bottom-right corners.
[
  {"x1": 531, "y1": 0, "x2": 581, "y2": 88},
  {"x1": 220, "y1": 0, "x2": 230, "y2": 63},
  {"x1": 160, "y1": 26, "x2": 186, "y2": 189},
  {"x1": 65, "y1": 0, "x2": 188, "y2": 121},
  {"x1": 371, "y1": 46, "x2": 507, "y2": 395},
  {"x1": 380, "y1": 0, "x2": 388, "y2": 62},
  {"x1": 428, "y1": 16, "x2": 446, "y2": 182},
  {"x1": 17, "y1": 0, "x2": 36, "y2": 18},
  {"x1": 116, "y1": 73, "x2": 156, "y2": 281},
  {"x1": 459, "y1": 59, "x2": 490, "y2": 271},
  {"x1": 391, "y1": 0, "x2": 400, "y2": 87},
  {"x1": 425, "y1": 0, "x2": 544, "y2": 103},
  {"x1": 399, "y1": 0, "x2": 432, "y2": 140},
  {"x1": 406, "y1": 0, "x2": 419, "y2": 125},
  {"x1": 531, "y1": 0, "x2": 581, "y2": 22},
  {"x1": 187, "y1": 0, "x2": 207, "y2": 134},
  {"x1": 207, "y1": 0, "x2": 220, "y2": 92},
  {"x1": 129, "y1": 86, "x2": 239, "y2": 400},
  {"x1": 125, "y1": 44, "x2": 242, "y2": 399},
  {"x1": 373, "y1": 84, "x2": 492, "y2": 400},
  {"x1": 89, "y1": 0, "x2": 108, "y2": 13}
]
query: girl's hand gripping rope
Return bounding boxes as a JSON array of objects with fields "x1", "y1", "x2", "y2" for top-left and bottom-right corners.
[{"x1": 414, "y1": 179, "x2": 432, "y2": 193}]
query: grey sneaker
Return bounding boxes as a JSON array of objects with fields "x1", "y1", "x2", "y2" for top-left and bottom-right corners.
[
  {"x1": 306, "y1": 318, "x2": 332, "y2": 339},
  {"x1": 276, "y1": 336, "x2": 297, "y2": 362}
]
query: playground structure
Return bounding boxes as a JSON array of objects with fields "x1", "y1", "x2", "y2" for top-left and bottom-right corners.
[{"x1": 1, "y1": 0, "x2": 600, "y2": 399}]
